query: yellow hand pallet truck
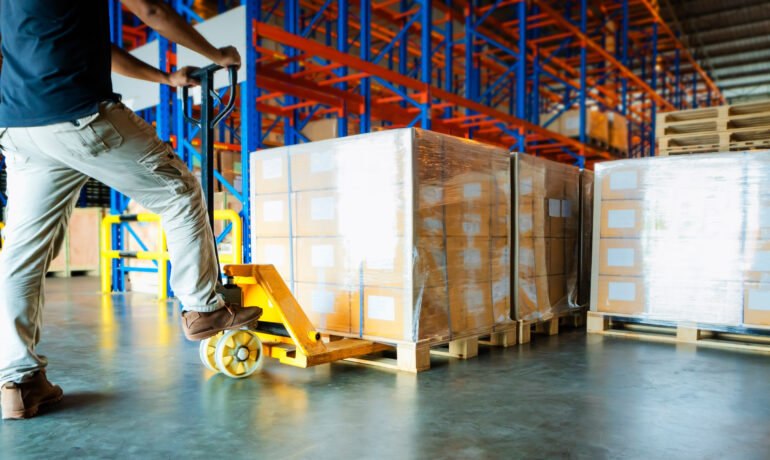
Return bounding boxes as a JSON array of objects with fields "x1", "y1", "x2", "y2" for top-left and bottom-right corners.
[{"x1": 185, "y1": 65, "x2": 389, "y2": 378}]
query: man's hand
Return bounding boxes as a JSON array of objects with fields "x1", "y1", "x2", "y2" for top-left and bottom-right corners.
[
  {"x1": 214, "y1": 46, "x2": 241, "y2": 70},
  {"x1": 166, "y1": 66, "x2": 200, "y2": 87}
]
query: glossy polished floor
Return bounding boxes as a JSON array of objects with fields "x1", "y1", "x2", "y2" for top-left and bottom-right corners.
[{"x1": 1, "y1": 277, "x2": 769, "y2": 459}]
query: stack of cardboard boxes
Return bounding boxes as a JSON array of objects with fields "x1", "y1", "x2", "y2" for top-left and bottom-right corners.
[
  {"x1": 512, "y1": 154, "x2": 581, "y2": 321},
  {"x1": 250, "y1": 128, "x2": 511, "y2": 342},
  {"x1": 591, "y1": 152, "x2": 770, "y2": 327}
]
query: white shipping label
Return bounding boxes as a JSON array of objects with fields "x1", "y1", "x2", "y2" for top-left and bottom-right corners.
[
  {"x1": 561, "y1": 200, "x2": 572, "y2": 218},
  {"x1": 520, "y1": 178, "x2": 533, "y2": 195},
  {"x1": 421, "y1": 186, "x2": 443, "y2": 205},
  {"x1": 368, "y1": 295, "x2": 396, "y2": 321},
  {"x1": 519, "y1": 247, "x2": 535, "y2": 267},
  {"x1": 549, "y1": 199, "x2": 561, "y2": 217},
  {"x1": 519, "y1": 214, "x2": 533, "y2": 233},
  {"x1": 465, "y1": 289, "x2": 486, "y2": 314},
  {"x1": 262, "y1": 157, "x2": 283, "y2": 180},
  {"x1": 311, "y1": 245, "x2": 335, "y2": 268},
  {"x1": 311, "y1": 197, "x2": 335, "y2": 220},
  {"x1": 366, "y1": 255, "x2": 395, "y2": 271},
  {"x1": 310, "y1": 151, "x2": 333, "y2": 173},
  {"x1": 422, "y1": 218, "x2": 443, "y2": 231},
  {"x1": 565, "y1": 116, "x2": 580, "y2": 131},
  {"x1": 311, "y1": 290, "x2": 335, "y2": 313},
  {"x1": 753, "y1": 251, "x2": 770, "y2": 271},
  {"x1": 607, "y1": 248, "x2": 635, "y2": 267},
  {"x1": 263, "y1": 244, "x2": 285, "y2": 266},
  {"x1": 462, "y1": 221, "x2": 481, "y2": 235},
  {"x1": 748, "y1": 290, "x2": 770, "y2": 311},
  {"x1": 608, "y1": 209, "x2": 636, "y2": 229},
  {"x1": 463, "y1": 182, "x2": 482, "y2": 198},
  {"x1": 761, "y1": 273, "x2": 770, "y2": 283},
  {"x1": 609, "y1": 170, "x2": 638, "y2": 191},
  {"x1": 608, "y1": 282, "x2": 636, "y2": 301},
  {"x1": 262, "y1": 200, "x2": 284, "y2": 222},
  {"x1": 463, "y1": 249, "x2": 482, "y2": 269},
  {"x1": 492, "y1": 279, "x2": 511, "y2": 303}
]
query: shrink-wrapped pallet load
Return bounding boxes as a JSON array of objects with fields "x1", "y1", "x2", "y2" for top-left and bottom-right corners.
[
  {"x1": 511, "y1": 153, "x2": 582, "y2": 321},
  {"x1": 250, "y1": 128, "x2": 512, "y2": 343},
  {"x1": 591, "y1": 151, "x2": 770, "y2": 327}
]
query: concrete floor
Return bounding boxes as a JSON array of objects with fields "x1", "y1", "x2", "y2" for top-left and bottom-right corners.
[{"x1": 1, "y1": 277, "x2": 769, "y2": 459}]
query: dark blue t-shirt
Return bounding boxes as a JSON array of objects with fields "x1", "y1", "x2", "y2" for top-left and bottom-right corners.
[{"x1": 0, "y1": 0, "x2": 115, "y2": 127}]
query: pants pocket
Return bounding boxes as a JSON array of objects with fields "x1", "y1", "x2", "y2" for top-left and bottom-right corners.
[
  {"x1": 138, "y1": 146, "x2": 195, "y2": 195},
  {"x1": 53, "y1": 109, "x2": 124, "y2": 158}
]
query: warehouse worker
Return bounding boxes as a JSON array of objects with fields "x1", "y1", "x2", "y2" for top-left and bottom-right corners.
[{"x1": 0, "y1": 0, "x2": 262, "y2": 420}]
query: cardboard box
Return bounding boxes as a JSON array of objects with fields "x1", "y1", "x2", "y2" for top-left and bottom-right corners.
[
  {"x1": 600, "y1": 167, "x2": 644, "y2": 200},
  {"x1": 609, "y1": 112, "x2": 629, "y2": 152},
  {"x1": 562, "y1": 109, "x2": 609, "y2": 144},
  {"x1": 450, "y1": 282, "x2": 494, "y2": 333},
  {"x1": 361, "y1": 236, "x2": 409, "y2": 287},
  {"x1": 596, "y1": 275, "x2": 645, "y2": 315},
  {"x1": 491, "y1": 237, "x2": 512, "y2": 324},
  {"x1": 445, "y1": 202, "x2": 491, "y2": 237},
  {"x1": 296, "y1": 237, "x2": 350, "y2": 285},
  {"x1": 600, "y1": 200, "x2": 644, "y2": 238},
  {"x1": 253, "y1": 194, "x2": 296, "y2": 237},
  {"x1": 252, "y1": 151, "x2": 289, "y2": 195},
  {"x1": 598, "y1": 238, "x2": 644, "y2": 277},
  {"x1": 446, "y1": 236, "x2": 491, "y2": 284},
  {"x1": 352, "y1": 287, "x2": 408, "y2": 340},
  {"x1": 253, "y1": 237, "x2": 295, "y2": 284},
  {"x1": 743, "y1": 282, "x2": 770, "y2": 326},
  {"x1": 290, "y1": 150, "x2": 338, "y2": 191},
  {"x1": 296, "y1": 189, "x2": 340, "y2": 236},
  {"x1": 295, "y1": 282, "x2": 355, "y2": 333},
  {"x1": 415, "y1": 236, "x2": 448, "y2": 288},
  {"x1": 744, "y1": 199, "x2": 770, "y2": 240}
]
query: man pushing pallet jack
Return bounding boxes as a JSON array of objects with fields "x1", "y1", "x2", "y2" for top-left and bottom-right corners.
[{"x1": 0, "y1": 0, "x2": 385, "y2": 420}]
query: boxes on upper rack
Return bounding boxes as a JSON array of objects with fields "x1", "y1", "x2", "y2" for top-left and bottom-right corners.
[
  {"x1": 608, "y1": 112, "x2": 629, "y2": 154},
  {"x1": 591, "y1": 151, "x2": 770, "y2": 328},
  {"x1": 250, "y1": 128, "x2": 512, "y2": 342},
  {"x1": 562, "y1": 109, "x2": 609, "y2": 145},
  {"x1": 512, "y1": 153, "x2": 582, "y2": 322}
]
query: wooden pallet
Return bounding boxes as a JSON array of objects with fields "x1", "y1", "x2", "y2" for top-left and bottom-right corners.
[
  {"x1": 335, "y1": 322, "x2": 519, "y2": 373},
  {"x1": 656, "y1": 100, "x2": 770, "y2": 130},
  {"x1": 517, "y1": 307, "x2": 588, "y2": 344},
  {"x1": 587, "y1": 312, "x2": 770, "y2": 354}
]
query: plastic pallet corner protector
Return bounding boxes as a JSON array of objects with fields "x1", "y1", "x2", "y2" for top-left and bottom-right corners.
[
  {"x1": 590, "y1": 149, "x2": 770, "y2": 328},
  {"x1": 249, "y1": 128, "x2": 512, "y2": 343},
  {"x1": 512, "y1": 153, "x2": 582, "y2": 322}
]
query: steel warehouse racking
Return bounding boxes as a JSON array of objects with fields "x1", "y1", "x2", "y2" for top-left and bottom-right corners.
[{"x1": 0, "y1": 0, "x2": 721, "y2": 295}]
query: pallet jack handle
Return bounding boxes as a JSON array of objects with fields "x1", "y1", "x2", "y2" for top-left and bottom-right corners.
[{"x1": 181, "y1": 64, "x2": 238, "y2": 231}]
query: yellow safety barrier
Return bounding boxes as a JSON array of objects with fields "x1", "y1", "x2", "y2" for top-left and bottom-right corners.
[
  {"x1": 101, "y1": 209, "x2": 242, "y2": 300},
  {"x1": 0, "y1": 221, "x2": 4, "y2": 251}
]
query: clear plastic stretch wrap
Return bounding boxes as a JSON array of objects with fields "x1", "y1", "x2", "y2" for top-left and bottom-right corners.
[
  {"x1": 250, "y1": 128, "x2": 511, "y2": 343},
  {"x1": 578, "y1": 169, "x2": 594, "y2": 307},
  {"x1": 591, "y1": 151, "x2": 770, "y2": 328},
  {"x1": 512, "y1": 153, "x2": 581, "y2": 321}
]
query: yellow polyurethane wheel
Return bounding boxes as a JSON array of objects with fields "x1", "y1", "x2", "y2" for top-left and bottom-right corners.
[
  {"x1": 214, "y1": 329, "x2": 264, "y2": 379},
  {"x1": 199, "y1": 332, "x2": 224, "y2": 373}
]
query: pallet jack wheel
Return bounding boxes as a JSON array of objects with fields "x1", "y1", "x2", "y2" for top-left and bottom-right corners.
[
  {"x1": 199, "y1": 332, "x2": 224, "y2": 373},
  {"x1": 214, "y1": 329, "x2": 264, "y2": 379}
]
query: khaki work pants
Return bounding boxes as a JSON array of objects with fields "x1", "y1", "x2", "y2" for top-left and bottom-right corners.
[{"x1": 0, "y1": 101, "x2": 223, "y2": 384}]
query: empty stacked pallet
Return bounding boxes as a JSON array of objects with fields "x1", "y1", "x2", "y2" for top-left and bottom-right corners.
[
  {"x1": 657, "y1": 100, "x2": 770, "y2": 155},
  {"x1": 589, "y1": 151, "x2": 770, "y2": 350},
  {"x1": 250, "y1": 128, "x2": 511, "y2": 371},
  {"x1": 512, "y1": 154, "x2": 585, "y2": 342}
]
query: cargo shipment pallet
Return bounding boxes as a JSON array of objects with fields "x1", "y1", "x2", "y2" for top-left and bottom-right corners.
[
  {"x1": 517, "y1": 307, "x2": 588, "y2": 345},
  {"x1": 656, "y1": 100, "x2": 770, "y2": 133},
  {"x1": 587, "y1": 312, "x2": 770, "y2": 354},
  {"x1": 657, "y1": 126, "x2": 770, "y2": 154},
  {"x1": 325, "y1": 323, "x2": 520, "y2": 373}
]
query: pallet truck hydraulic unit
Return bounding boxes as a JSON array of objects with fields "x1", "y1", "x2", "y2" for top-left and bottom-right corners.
[{"x1": 183, "y1": 65, "x2": 389, "y2": 378}]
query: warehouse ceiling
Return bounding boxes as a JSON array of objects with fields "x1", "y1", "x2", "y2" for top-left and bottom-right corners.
[{"x1": 660, "y1": 0, "x2": 770, "y2": 103}]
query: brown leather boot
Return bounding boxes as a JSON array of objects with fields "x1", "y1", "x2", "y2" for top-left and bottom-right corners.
[
  {"x1": 181, "y1": 305, "x2": 263, "y2": 341},
  {"x1": 1, "y1": 370, "x2": 63, "y2": 420}
]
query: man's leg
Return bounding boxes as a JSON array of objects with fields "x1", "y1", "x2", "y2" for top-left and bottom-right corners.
[
  {"x1": 25, "y1": 102, "x2": 260, "y2": 338},
  {"x1": 0, "y1": 128, "x2": 88, "y2": 385}
]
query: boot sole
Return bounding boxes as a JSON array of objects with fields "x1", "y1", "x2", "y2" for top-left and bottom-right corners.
[
  {"x1": 2, "y1": 392, "x2": 63, "y2": 420},
  {"x1": 183, "y1": 309, "x2": 263, "y2": 341}
]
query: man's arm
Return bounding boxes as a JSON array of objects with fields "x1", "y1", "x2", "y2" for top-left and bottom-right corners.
[
  {"x1": 111, "y1": 44, "x2": 197, "y2": 87},
  {"x1": 120, "y1": 0, "x2": 241, "y2": 69}
]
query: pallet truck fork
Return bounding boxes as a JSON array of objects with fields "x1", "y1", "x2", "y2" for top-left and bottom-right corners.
[{"x1": 184, "y1": 65, "x2": 389, "y2": 378}]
